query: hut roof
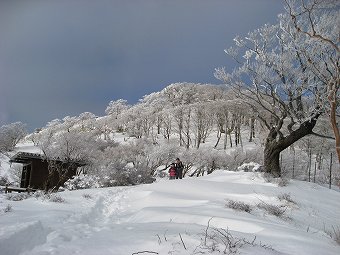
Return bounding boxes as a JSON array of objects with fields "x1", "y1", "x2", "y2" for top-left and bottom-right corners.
[{"x1": 10, "y1": 152, "x2": 86, "y2": 166}]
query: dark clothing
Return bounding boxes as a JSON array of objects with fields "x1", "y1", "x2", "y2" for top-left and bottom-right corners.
[{"x1": 175, "y1": 161, "x2": 184, "y2": 179}]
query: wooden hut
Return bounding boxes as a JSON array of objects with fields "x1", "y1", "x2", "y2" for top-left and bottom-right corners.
[{"x1": 10, "y1": 152, "x2": 86, "y2": 190}]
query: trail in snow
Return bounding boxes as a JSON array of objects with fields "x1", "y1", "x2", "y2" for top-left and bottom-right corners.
[
  {"x1": 79, "y1": 187, "x2": 132, "y2": 225},
  {"x1": 20, "y1": 187, "x2": 133, "y2": 255}
]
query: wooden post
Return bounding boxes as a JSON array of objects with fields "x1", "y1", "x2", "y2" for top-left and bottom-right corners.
[
  {"x1": 329, "y1": 153, "x2": 333, "y2": 189},
  {"x1": 308, "y1": 150, "x2": 312, "y2": 182},
  {"x1": 313, "y1": 161, "x2": 317, "y2": 183},
  {"x1": 292, "y1": 150, "x2": 295, "y2": 179}
]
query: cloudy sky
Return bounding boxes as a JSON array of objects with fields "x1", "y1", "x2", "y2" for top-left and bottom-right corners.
[{"x1": 0, "y1": 0, "x2": 284, "y2": 131}]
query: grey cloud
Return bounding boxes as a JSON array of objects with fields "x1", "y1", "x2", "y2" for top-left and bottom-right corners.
[{"x1": 0, "y1": 0, "x2": 284, "y2": 130}]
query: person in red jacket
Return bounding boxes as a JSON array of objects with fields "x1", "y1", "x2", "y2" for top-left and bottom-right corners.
[{"x1": 168, "y1": 163, "x2": 176, "y2": 180}]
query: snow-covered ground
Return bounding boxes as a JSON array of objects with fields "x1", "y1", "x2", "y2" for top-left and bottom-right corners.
[{"x1": 0, "y1": 170, "x2": 339, "y2": 255}]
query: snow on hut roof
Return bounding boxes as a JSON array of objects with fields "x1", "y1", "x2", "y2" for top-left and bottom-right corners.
[{"x1": 10, "y1": 152, "x2": 86, "y2": 166}]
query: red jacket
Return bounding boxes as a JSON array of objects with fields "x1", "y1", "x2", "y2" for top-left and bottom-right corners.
[{"x1": 169, "y1": 166, "x2": 176, "y2": 177}]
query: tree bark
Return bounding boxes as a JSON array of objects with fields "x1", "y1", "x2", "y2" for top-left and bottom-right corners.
[
  {"x1": 214, "y1": 130, "x2": 222, "y2": 148},
  {"x1": 264, "y1": 146, "x2": 281, "y2": 177},
  {"x1": 329, "y1": 90, "x2": 340, "y2": 163},
  {"x1": 249, "y1": 117, "x2": 255, "y2": 142},
  {"x1": 263, "y1": 113, "x2": 321, "y2": 177}
]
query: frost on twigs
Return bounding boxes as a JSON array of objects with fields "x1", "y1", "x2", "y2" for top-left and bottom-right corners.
[
  {"x1": 64, "y1": 175, "x2": 102, "y2": 190},
  {"x1": 225, "y1": 199, "x2": 253, "y2": 213},
  {"x1": 2, "y1": 204, "x2": 12, "y2": 213},
  {"x1": 257, "y1": 201, "x2": 289, "y2": 219},
  {"x1": 277, "y1": 193, "x2": 297, "y2": 205},
  {"x1": 153, "y1": 220, "x2": 276, "y2": 254},
  {"x1": 196, "y1": 224, "x2": 275, "y2": 254},
  {"x1": 49, "y1": 194, "x2": 66, "y2": 203},
  {"x1": 325, "y1": 226, "x2": 340, "y2": 245},
  {"x1": 6, "y1": 193, "x2": 30, "y2": 201},
  {"x1": 82, "y1": 193, "x2": 93, "y2": 200},
  {"x1": 32, "y1": 191, "x2": 66, "y2": 203}
]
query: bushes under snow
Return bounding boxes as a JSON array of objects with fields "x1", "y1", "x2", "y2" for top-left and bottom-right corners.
[
  {"x1": 64, "y1": 169, "x2": 155, "y2": 190},
  {"x1": 277, "y1": 193, "x2": 297, "y2": 205},
  {"x1": 237, "y1": 162, "x2": 262, "y2": 172},
  {"x1": 64, "y1": 175, "x2": 102, "y2": 190},
  {"x1": 2, "y1": 204, "x2": 12, "y2": 213},
  {"x1": 257, "y1": 202, "x2": 288, "y2": 218},
  {"x1": 6, "y1": 193, "x2": 31, "y2": 201},
  {"x1": 100, "y1": 165, "x2": 155, "y2": 187},
  {"x1": 326, "y1": 226, "x2": 340, "y2": 245},
  {"x1": 226, "y1": 199, "x2": 253, "y2": 213}
]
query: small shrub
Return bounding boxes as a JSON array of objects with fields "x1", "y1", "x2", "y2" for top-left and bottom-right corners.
[
  {"x1": 64, "y1": 175, "x2": 101, "y2": 190},
  {"x1": 82, "y1": 193, "x2": 93, "y2": 200},
  {"x1": 196, "y1": 221, "x2": 275, "y2": 254},
  {"x1": 226, "y1": 199, "x2": 252, "y2": 213},
  {"x1": 153, "y1": 220, "x2": 277, "y2": 254},
  {"x1": 277, "y1": 178, "x2": 289, "y2": 187},
  {"x1": 49, "y1": 194, "x2": 65, "y2": 203},
  {"x1": 33, "y1": 191, "x2": 65, "y2": 203},
  {"x1": 0, "y1": 176, "x2": 9, "y2": 186},
  {"x1": 6, "y1": 193, "x2": 30, "y2": 201},
  {"x1": 326, "y1": 226, "x2": 340, "y2": 245},
  {"x1": 33, "y1": 190, "x2": 46, "y2": 200},
  {"x1": 257, "y1": 202, "x2": 288, "y2": 218},
  {"x1": 237, "y1": 162, "x2": 262, "y2": 172},
  {"x1": 3, "y1": 204, "x2": 12, "y2": 213},
  {"x1": 278, "y1": 193, "x2": 296, "y2": 204}
]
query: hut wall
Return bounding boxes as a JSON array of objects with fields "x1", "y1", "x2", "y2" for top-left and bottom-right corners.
[
  {"x1": 29, "y1": 159, "x2": 49, "y2": 189},
  {"x1": 19, "y1": 158, "x2": 79, "y2": 190}
]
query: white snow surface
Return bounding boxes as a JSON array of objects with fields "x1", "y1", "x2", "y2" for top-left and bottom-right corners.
[
  {"x1": 0, "y1": 171, "x2": 339, "y2": 255},
  {"x1": 14, "y1": 142, "x2": 42, "y2": 154}
]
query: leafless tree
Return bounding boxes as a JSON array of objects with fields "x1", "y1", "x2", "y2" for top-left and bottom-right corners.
[
  {"x1": 0, "y1": 122, "x2": 27, "y2": 152},
  {"x1": 284, "y1": 0, "x2": 340, "y2": 162},
  {"x1": 215, "y1": 0, "x2": 338, "y2": 176}
]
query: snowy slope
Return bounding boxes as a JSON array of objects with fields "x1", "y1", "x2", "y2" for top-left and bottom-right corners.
[
  {"x1": 0, "y1": 141, "x2": 42, "y2": 184},
  {"x1": 0, "y1": 171, "x2": 339, "y2": 255}
]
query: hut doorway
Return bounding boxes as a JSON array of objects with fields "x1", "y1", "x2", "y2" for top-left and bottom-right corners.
[{"x1": 20, "y1": 164, "x2": 31, "y2": 188}]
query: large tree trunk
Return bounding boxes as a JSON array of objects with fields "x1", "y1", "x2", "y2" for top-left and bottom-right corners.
[
  {"x1": 263, "y1": 113, "x2": 321, "y2": 177},
  {"x1": 264, "y1": 145, "x2": 281, "y2": 177}
]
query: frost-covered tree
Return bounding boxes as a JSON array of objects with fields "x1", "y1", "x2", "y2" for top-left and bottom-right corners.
[
  {"x1": 105, "y1": 99, "x2": 130, "y2": 118},
  {"x1": 212, "y1": 99, "x2": 250, "y2": 149},
  {"x1": 192, "y1": 102, "x2": 214, "y2": 148},
  {"x1": 105, "y1": 99, "x2": 130, "y2": 132},
  {"x1": 121, "y1": 104, "x2": 157, "y2": 139},
  {"x1": 97, "y1": 138, "x2": 175, "y2": 185},
  {"x1": 283, "y1": 0, "x2": 340, "y2": 162},
  {"x1": 215, "y1": 0, "x2": 338, "y2": 176},
  {"x1": 78, "y1": 112, "x2": 96, "y2": 131},
  {"x1": 94, "y1": 117, "x2": 113, "y2": 141},
  {"x1": 0, "y1": 122, "x2": 27, "y2": 152},
  {"x1": 154, "y1": 83, "x2": 226, "y2": 148},
  {"x1": 32, "y1": 118, "x2": 105, "y2": 191}
]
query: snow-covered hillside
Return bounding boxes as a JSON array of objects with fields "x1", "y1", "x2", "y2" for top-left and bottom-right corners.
[
  {"x1": 0, "y1": 141, "x2": 43, "y2": 185},
  {"x1": 0, "y1": 171, "x2": 339, "y2": 255}
]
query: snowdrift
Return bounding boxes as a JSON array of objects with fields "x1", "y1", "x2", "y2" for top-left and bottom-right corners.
[{"x1": 0, "y1": 171, "x2": 339, "y2": 255}]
